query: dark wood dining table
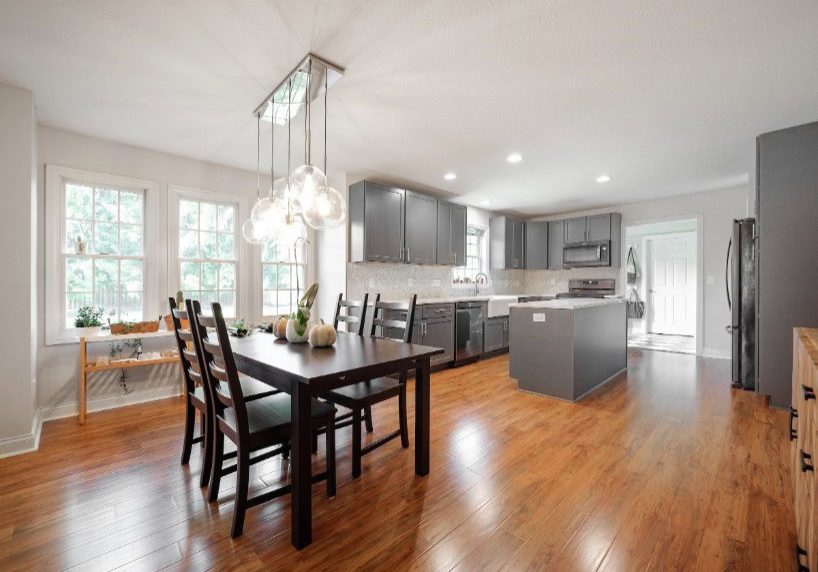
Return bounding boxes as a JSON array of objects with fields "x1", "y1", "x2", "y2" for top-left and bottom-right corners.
[{"x1": 229, "y1": 331, "x2": 442, "y2": 549}]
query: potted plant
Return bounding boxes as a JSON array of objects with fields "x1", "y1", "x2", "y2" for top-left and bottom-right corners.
[
  {"x1": 229, "y1": 318, "x2": 253, "y2": 338},
  {"x1": 286, "y1": 283, "x2": 319, "y2": 343},
  {"x1": 75, "y1": 306, "x2": 104, "y2": 338}
]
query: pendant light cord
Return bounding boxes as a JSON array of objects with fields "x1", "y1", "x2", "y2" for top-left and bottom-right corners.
[
  {"x1": 287, "y1": 77, "x2": 293, "y2": 218},
  {"x1": 324, "y1": 65, "x2": 328, "y2": 173},
  {"x1": 256, "y1": 112, "x2": 261, "y2": 200},
  {"x1": 304, "y1": 60, "x2": 311, "y2": 165},
  {"x1": 270, "y1": 99, "x2": 274, "y2": 193}
]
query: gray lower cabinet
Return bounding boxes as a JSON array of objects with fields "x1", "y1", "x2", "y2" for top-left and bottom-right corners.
[
  {"x1": 525, "y1": 221, "x2": 549, "y2": 269},
  {"x1": 404, "y1": 191, "x2": 437, "y2": 264},
  {"x1": 436, "y1": 201, "x2": 467, "y2": 266},
  {"x1": 548, "y1": 220, "x2": 565, "y2": 269},
  {"x1": 502, "y1": 317, "x2": 509, "y2": 349},
  {"x1": 349, "y1": 181, "x2": 405, "y2": 263},
  {"x1": 484, "y1": 317, "x2": 505, "y2": 353},
  {"x1": 390, "y1": 304, "x2": 454, "y2": 366}
]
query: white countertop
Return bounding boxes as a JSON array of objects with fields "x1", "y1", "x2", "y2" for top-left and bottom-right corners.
[{"x1": 510, "y1": 297, "x2": 625, "y2": 310}]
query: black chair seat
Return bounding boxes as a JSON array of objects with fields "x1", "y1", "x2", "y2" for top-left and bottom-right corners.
[
  {"x1": 191, "y1": 375, "x2": 277, "y2": 405},
  {"x1": 323, "y1": 376, "x2": 401, "y2": 407},
  {"x1": 221, "y1": 394, "x2": 336, "y2": 449}
]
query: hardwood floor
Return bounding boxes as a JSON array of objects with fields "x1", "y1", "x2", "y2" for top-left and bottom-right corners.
[{"x1": 0, "y1": 349, "x2": 795, "y2": 571}]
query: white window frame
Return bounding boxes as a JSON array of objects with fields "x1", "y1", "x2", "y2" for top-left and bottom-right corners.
[
  {"x1": 167, "y1": 185, "x2": 250, "y2": 320},
  {"x1": 452, "y1": 225, "x2": 488, "y2": 286},
  {"x1": 45, "y1": 165, "x2": 160, "y2": 345},
  {"x1": 260, "y1": 237, "x2": 310, "y2": 320}
]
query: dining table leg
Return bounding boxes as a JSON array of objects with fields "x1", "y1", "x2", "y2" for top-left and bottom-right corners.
[
  {"x1": 415, "y1": 356, "x2": 431, "y2": 476},
  {"x1": 290, "y1": 381, "x2": 313, "y2": 549}
]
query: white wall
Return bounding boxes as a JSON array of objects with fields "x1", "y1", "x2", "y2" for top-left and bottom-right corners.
[
  {"x1": 35, "y1": 126, "x2": 335, "y2": 419},
  {"x1": 314, "y1": 173, "x2": 348, "y2": 323},
  {"x1": 0, "y1": 83, "x2": 38, "y2": 457},
  {"x1": 535, "y1": 185, "x2": 749, "y2": 358}
]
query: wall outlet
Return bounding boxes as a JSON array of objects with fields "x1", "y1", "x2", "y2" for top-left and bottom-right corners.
[
  {"x1": 533, "y1": 313, "x2": 546, "y2": 322},
  {"x1": 431, "y1": 279, "x2": 442, "y2": 288},
  {"x1": 550, "y1": 278, "x2": 556, "y2": 285}
]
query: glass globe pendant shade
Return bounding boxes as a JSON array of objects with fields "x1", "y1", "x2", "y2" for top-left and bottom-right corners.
[
  {"x1": 241, "y1": 217, "x2": 266, "y2": 244},
  {"x1": 278, "y1": 212, "x2": 308, "y2": 244},
  {"x1": 302, "y1": 186, "x2": 347, "y2": 230},
  {"x1": 251, "y1": 196, "x2": 287, "y2": 229},
  {"x1": 270, "y1": 177, "x2": 301, "y2": 211},
  {"x1": 289, "y1": 164, "x2": 326, "y2": 209}
]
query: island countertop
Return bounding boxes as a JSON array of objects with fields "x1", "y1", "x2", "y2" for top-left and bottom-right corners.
[{"x1": 509, "y1": 297, "x2": 624, "y2": 310}]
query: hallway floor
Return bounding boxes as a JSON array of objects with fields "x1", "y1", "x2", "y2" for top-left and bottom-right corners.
[{"x1": 628, "y1": 331, "x2": 696, "y2": 354}]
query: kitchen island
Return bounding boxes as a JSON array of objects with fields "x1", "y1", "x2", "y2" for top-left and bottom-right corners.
[{"x1": 509, "y1": 298, "x2": 627, "y2": 401}]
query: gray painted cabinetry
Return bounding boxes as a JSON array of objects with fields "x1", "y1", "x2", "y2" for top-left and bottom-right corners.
[
  {"x1": 436, "y1": 201, "x2": 467, "y2": 266},
  {"x1": 548, "y1": 220, "x2": 565, "y2": 269},
  {"x1": 484, "y1": 316, "x2": 509, "y2": 352},
  {"x1": 490, "y1": 216, "x2": 526, "y2": 269},
  {"x1": 525, "y1": 221, "x2": 549, "y2": 269},
  {"x1": 350, "y1": 180, "x2": 466, "y2": 266},
  {"x1": 564, "y1": 213, "x2": 614, "y2": 244}
]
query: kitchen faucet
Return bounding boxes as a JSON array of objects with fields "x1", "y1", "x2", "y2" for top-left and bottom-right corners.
[{"x1": 474, "y1": 272, "x2": 488, "y2": 296}]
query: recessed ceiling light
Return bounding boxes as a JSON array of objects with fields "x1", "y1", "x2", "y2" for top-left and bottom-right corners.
[
  {"x1": 507, "y1": 153, "x2": 522, "y2": 164},
  {"x1": 481, "y1": 200, "x2": 491, "y2": 206},
  {"x1": 444, "y1": 172, "x2": 457, "y2": 181},
  {"x1": 596, "y1": 174, "x2": 611, "y2": 183}
]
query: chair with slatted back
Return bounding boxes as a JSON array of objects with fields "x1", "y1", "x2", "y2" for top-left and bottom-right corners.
[
  {"x1": 191, "y1": 301, "x2": 337, "y2": 538},
  {"x1": 169, "y1": 297, "x2": 209, "y2": 481},
  {"x1": 333, "y1": 292, "x2": 369, "y2": 335},
  {"x1": 321, "y1": 293, "x2": 417, "y2": 478}
]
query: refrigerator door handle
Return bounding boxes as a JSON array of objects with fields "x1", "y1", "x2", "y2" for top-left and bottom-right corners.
[{"x1": 725, "y1": 236, "x2": 732, "y2": 310}]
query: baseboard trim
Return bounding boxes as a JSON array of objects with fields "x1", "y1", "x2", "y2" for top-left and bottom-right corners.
[
  {"x1": 41, "y1": 384, "x2": 182, "y2": 422},
  {"x1": 0, "y1": 408, "x2": 43, "y2": 460},
  {"x1": 701, "y1": 348, "x2": 731, "y2": 360}
]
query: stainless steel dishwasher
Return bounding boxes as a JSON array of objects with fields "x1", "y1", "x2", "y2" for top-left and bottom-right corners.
[{"x1": 454, "y1": 301, "x2": 484, "y2": 365}]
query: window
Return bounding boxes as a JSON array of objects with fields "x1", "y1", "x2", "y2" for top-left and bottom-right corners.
[
  {"x1": 46, "y1": 165, "x2": 159, "y2": 345},
  {"x1": 262, "y1": 238, "x2": 306, "y2": 317},
  {"x1": 177, "y1": 198, "x2": 238, "y2": 317},
  {"x1": 64, "y1": 182, "x2": 145, "y2": 325},
  {"x1": 453, "y1": 226, "x2": 486, "y2": 284}
]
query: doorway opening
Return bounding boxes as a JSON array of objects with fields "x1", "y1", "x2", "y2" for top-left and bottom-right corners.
[{"x1": 625, "y1": 218, "x2": 698, "y2": 355}]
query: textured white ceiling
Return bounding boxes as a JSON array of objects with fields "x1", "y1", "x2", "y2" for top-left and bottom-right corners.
[{"x1": 2, "y1": 1, "x2": 817, "y2": 215}]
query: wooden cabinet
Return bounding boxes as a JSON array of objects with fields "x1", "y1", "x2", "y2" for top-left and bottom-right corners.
[
  {"x1": 791, "y1": 328, "x2": 818, "y2": 571},
  {"x1": 404, "y1": 190, "x2": 437, "y2": 265},
  {"x1": 490, "y1": 216, "x2": 526, "y2": 269},
  {"x1": 525, "y1": 221, "x2": 549, "y2": 269},
  {"x1": 349, "y1": 181, "x2": 405, "y2": 263},
  {"x1": 436, "y1": 201, "x2": 467, "y2": 266},
  {"x1": 548, "y1": 220, "x2": 565, "y2": 269}
]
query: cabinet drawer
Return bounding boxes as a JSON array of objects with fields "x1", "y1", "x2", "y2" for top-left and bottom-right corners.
[{"x1": 422, "y1": 303, "x2": 454, "y2": 320}]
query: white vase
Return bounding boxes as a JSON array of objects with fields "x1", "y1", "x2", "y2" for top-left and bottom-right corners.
[
  {"x1": 76, "y1": 326, "x2": 101, "y2": 338},
  {"x1": 285, "y1": 318, "x2": 311, "y2": 343}
]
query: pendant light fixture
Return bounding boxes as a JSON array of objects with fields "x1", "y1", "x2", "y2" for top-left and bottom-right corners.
[
  {"x1": 241, "y1": 113, "x2": 266, "y2": 244},
  {"x1": 244, "y1": 53, "x2": 346, "y2": 242},
  {"x1": 301, "y1": 69, "x2": 346, "y2": 230}
]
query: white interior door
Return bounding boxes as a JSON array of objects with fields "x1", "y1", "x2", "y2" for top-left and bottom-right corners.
[{"x1": 646, "y1": 232, "x2": 696, "y2": 336}]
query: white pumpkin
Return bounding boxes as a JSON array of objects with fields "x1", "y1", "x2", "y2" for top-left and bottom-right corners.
[{"x1": 308, "y1": 320, "x2": 337, "y2": 347}]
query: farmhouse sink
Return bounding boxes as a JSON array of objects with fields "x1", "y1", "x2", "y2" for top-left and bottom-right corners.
[{"x1": 486, "y1": 295, "x2": 519, "y2": 318}]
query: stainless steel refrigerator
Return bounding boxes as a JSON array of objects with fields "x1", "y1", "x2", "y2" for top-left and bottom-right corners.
[{"x1": 726, "y1": 218, "x2": 756, "y2": 390}]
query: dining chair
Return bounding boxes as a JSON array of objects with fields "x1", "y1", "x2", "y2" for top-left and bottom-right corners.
[
  {"x1": 191, "y1": 301, "x2": 337, "y2": 538},
  {"x1": 168, "y1": 297, "x2": 209, "y2": 481},
  {"x1": 321, "y1": 293, "x2": 417, "y2": 478},
  {"x1": 333, "y1": 292, "x2": 369, "y2": 335}
]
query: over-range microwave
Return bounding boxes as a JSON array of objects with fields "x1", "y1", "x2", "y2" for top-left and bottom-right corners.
[{"x1": 562, "y1": 241, "x2": 611, "y2": 268}]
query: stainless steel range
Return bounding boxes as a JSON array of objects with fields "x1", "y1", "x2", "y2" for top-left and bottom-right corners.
[{"x1": 556, "y1": 278, "x2": 616, "y2": 299}]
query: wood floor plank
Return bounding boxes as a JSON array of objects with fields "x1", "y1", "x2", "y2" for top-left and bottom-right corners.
[{"x1": 0, "y1": 349, "x2": 796, "y2": 571}]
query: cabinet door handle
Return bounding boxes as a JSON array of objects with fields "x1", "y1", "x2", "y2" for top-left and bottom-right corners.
[
  {"x1": 400, "y1": 248, "x2": 404, "y2": 261},
  {"x1": 801, "y1": 449, "x2": 814, "y2": 472},
  {"x1": 405, "y1": 248, "x2": 410, "y2": 262},
  {"x1": 803, "y1": 384, "x2": 816, "y2": 401},
  {"x1": 790, "y1": 407, "x2": 799, "y2": 441}
]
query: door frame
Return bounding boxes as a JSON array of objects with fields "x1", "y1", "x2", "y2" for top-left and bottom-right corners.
[
  {"x1": 622, "y1": 213, "x2": 703, "y2": 356},
  {"x1": 643, "y1": 231, "x2": 697, "y2": 336}
]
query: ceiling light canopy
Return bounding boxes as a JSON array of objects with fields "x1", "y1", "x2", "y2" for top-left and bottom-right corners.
[
  {"x1": 596, "y1": 174, "x2": 611, "y2": 183},
  {"x1": 444, "y1": 172, "x2": 457, "y2": 181},
  {"x1": 507, "y1": 153, "x2": 522, "y2": 163}
]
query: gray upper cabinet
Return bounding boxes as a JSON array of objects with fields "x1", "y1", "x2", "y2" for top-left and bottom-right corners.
[
  {"x1": 490, "y1": 216, "x2": 526, "y2": 269},
  {"x1": 436, "y1": 201, "x2": 467, "y2": 266},
  {"x1": 548, "y1": 219, "x2": 565, "y2": 269},
  {"x1": 349, "y1": 181, "x2": 404, "y2": 263},
  {"x1": 586, "y1": 213, "x2": 611, "y2": 242},
  {"x1": 450, "y1": 204, "x2": 467, "y2": 266},
  {"x1": 564, "y1": 217, "x2": 587, "y2": 244},
  {"x1": 404, "y1": 191, "x2": 437, "y2": 264},
  {"x1": 525, "y1": 221, "x2": 549, "y2": 269}
]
